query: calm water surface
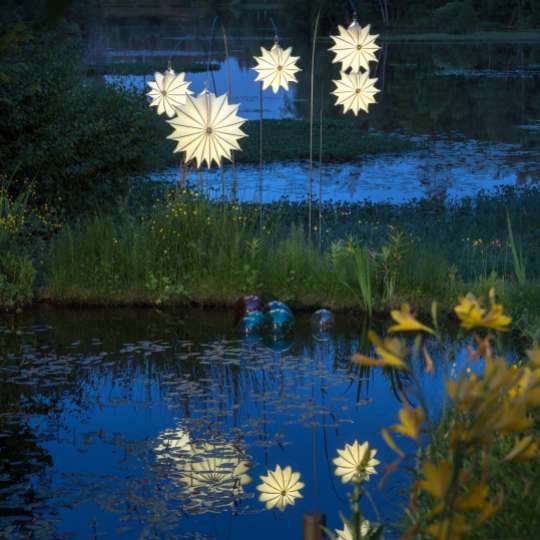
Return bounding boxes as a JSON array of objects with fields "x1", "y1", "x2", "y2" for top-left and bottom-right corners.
[
  {"x1": 85, "y1": 16, "x2": 540, "y2": 202},
  {"x1": 0, "y1": 307, "x2": 493, "y2": 539}
]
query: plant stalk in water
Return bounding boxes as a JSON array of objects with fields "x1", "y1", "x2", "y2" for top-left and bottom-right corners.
[{"x1": 507, "y1": 210, "x2": 526, "y2": 286}]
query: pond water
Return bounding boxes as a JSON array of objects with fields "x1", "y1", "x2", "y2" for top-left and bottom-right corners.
[
  {"x1": 85, "y1": 15, "x2": 540, "y2": 203},
  {"x1": 0, "y1": 307, "x2": 497, "y2": 540}
]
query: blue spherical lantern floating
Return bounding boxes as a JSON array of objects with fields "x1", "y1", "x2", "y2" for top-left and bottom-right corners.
[
  {"x1": 263, "y1": 334, "x2": 294, "y2": 354},
  {"x1": 264, "y1": 307, "x2": 295, "y2": 335},
  {"x1": 311, "y1": 308, "x2": 335, "y2": 331},
  {"x1": 238, "y1": 310, "x2": 265, "y2": 335},
  {"x1": 311, "y1": 308, "x2": 335, "y2": 342},
  {"x1": 265, "y1": 300, "x2": 293, "y2": 316}
]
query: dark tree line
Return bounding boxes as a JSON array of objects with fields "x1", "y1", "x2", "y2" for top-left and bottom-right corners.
[{"x1": 280, "y1": 0, "x2": 540, "y2": 32}]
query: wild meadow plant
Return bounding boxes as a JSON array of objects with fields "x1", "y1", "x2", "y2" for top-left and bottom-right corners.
[
  {"x1": 351, "y1": 290, "x2": 540, "y2": 539},
  {"x1": 44, "y1": 187, "x2": 540, "y2": 336},
  {"x1": 0, "y1": 180, "x2": 36, "y2": 307}
]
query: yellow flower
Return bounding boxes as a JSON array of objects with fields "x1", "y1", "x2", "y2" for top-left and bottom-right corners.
[
  {"x1": 426, "y1": 515, "x2": 469, "y2": 540},
  {"x1": 454, "y1": 288, "x2": 511, "y2": 332},
  {"x1": 389, "y1": 304, "x2": 434, "y2": 334},
  {"x1": 390, "y1": 404, "x2": 425, "y2": 440},
  {"x1": 333, "y1": 440, "x2": 380, "y2": 483},
  {"x1": 527, "y1": 344, "x2": 540, "y2": 370},
  {"x1": 503, "y1": 435, "x2": 539, "y2": 463},
  {"x1": 418, "y1": 460, "x2": 452, "y2": 500},
  {"x1": 455, "y1": 483, "x2": 490, "y2": 511},
  {"x1": 256, "y1": 465, "x2": 304, "y2": 511},
  {"x1": 352, "y1": 331, "x2": 408, "y2": 370}
]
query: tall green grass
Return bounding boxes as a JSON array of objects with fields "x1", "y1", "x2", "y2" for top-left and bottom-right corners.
[{"x1": 42, "y1": 186, "x2": 540, "y2": 336}]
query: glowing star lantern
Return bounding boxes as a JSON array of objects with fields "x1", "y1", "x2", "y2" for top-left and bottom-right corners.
[
  {"x1": 167, "y1": 90, "x2": 247, "y2": 169},
  {"x1": 155, "y1": 428, "x2": 252, "y2": 513},
  {"x1": 256, "y1": 464, "x2": 304, "y2": 511},
  {"x1": 329, "y1": 18, "x2": 380, "y2": 74},
  {"x1": 147, "y1": 69, "x2": 193, "y2": 118},
  {"x1": 252, "y1": 41, "x2": 301, "y2": 94},
  {"x1": 332, "y1": 71, "x2": 380, "y2": 116},
  {"x1": 177, "y1": 442, "x2": 252, "y2": 497}
]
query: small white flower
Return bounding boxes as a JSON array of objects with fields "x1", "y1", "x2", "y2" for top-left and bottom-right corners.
[
  {"x1": 333, "y1": 440, "x2": 380, "y2": 483},
  {"x1": 335, "y1": 521, "x2": 371, "y2": 540},
  {"x1": 256, "y1": 464, "x2": 304, "y2": 511},
  {"x1": 332, "y1": 71, "x2": 380, "y2": 116},
  {"x1": 329, "y1": 19, "x2": 380, "y2": 74},
  {"x1": 252, "y1": 42, "x2": 301, "y2": 94},
  {"x1": 147, "y1": 69, "x2": 193, "y2": 118}
]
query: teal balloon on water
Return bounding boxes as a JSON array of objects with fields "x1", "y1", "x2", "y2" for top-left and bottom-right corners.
[
  {"x1": 265, "y1": 300, "x2": 293, "y2": 316},
  {"x1": 238, "y1": 310, "x2": 265, "y2": 335},
  {"x1": 264, "y1": 307, "x2": 295, "y2": 335}
]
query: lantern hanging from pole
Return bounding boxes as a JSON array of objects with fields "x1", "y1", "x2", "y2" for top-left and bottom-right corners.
[
  {"x1": 252, "y1": 39, "x2": 301, "y2": 94},
  {"x1": 331, "y1": 70, "x2": 380, "y2": 116},
  {"x1": 329, "y1": 18, "x2": 380, "y2": 74},
  {"x1": 147, "y1": 69, "x2": 193, "y2": 118},
  {"x1": 167, "y1": 90, "x2": 248, "y2": 169}
]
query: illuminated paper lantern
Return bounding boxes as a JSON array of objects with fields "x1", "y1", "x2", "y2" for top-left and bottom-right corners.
[
  {"x1": 178, "y1": 442, "x2": 251, "y2": 496},
  {"x1": 147, "y1": 69, "x2": 193, "y2": 118},
  {"x1": 156, "y1": 429, "x2": 251, "y2": 511},
  {"x1": 167, "y1": 90, "x2": 247, "y2": 169},
  {"x1": 332, "y1": 71, "x2": 380, "y2": 116},
  {"x1": 329, "y1": 19, "x2": 380, "y2": 73},
  {"x1": 253, "y1": 41, "x2": 301, "y2": 94}
]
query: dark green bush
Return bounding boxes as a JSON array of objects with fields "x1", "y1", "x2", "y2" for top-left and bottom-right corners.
[
  {"x1": 0, "y1": 251, "x2": 35, "y2": 308},
  {"x1": 0, "y1": 22, "x2": 170, "y2": 217},
  {"x1": 432, "y1": 1, "x2": 478, "y2": 33}
]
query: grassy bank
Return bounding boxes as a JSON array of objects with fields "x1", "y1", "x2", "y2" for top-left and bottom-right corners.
[{"x1": 40, "y1": 185, "x2": 540, "y2": 338}]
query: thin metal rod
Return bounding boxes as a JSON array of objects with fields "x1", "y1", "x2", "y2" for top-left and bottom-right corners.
[
  {"x1": 318, "y1": 103, "x2": 323, "y2": 248},
  {"x1": 269, "y1": 17, "x2": 279, "y2": 38},
  {"x1": 221, "y1": 22, "x2": 236, "y2": 200},
  {"x1": 221, "y1": 164, "x2": 225, "y2": 201},
  {"x1": 347, "y1": 0, "x2": 358, "y2": 17},
  {"x1": 206, "y1": 16, "x2": 219, "y2": 90},
  {"x1": 303, "y1": 513, "x2": 326, "y2": 540},
  {"x1": 308, "y1": 9, "x2": 321, "y2": 241},
  {"x1": 221, "y1": 22, "x2": 232, "y2": 99},
  {"x1": 259, "y1": 84, "x2": 264, "y2": 229}
]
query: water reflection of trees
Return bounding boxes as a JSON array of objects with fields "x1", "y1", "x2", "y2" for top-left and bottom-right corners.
[{"x1": 0, "y1": 307, "x2": 505, "y2": 537}]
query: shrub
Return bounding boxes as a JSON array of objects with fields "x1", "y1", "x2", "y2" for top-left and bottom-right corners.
[
  {"x1": 432, "y1": 1, "x2": 478, "y2": 33},
  {"x1": 0, "y1": 251, "x2": 35, "y2": 309},
  {"x1": 0, "y1": 22, "x2": 170, "y2": 217}
]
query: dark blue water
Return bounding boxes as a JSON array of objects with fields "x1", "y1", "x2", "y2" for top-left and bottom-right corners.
[{"x1": 0, "y1": 307, "x2": 486, "y2": 539}]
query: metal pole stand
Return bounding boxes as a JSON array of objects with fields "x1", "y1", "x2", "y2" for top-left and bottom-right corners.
[{"x1": 303, "y1": 512, "x2": 326, "y2": 540}]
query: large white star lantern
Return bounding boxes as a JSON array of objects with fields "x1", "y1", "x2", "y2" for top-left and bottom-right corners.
[
  {"x1": 252, "y1": 40, "x2": 301, "y2": 94},
  {"x1": 167, "y1": 90, "x2": 248, "y2": 169}
]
